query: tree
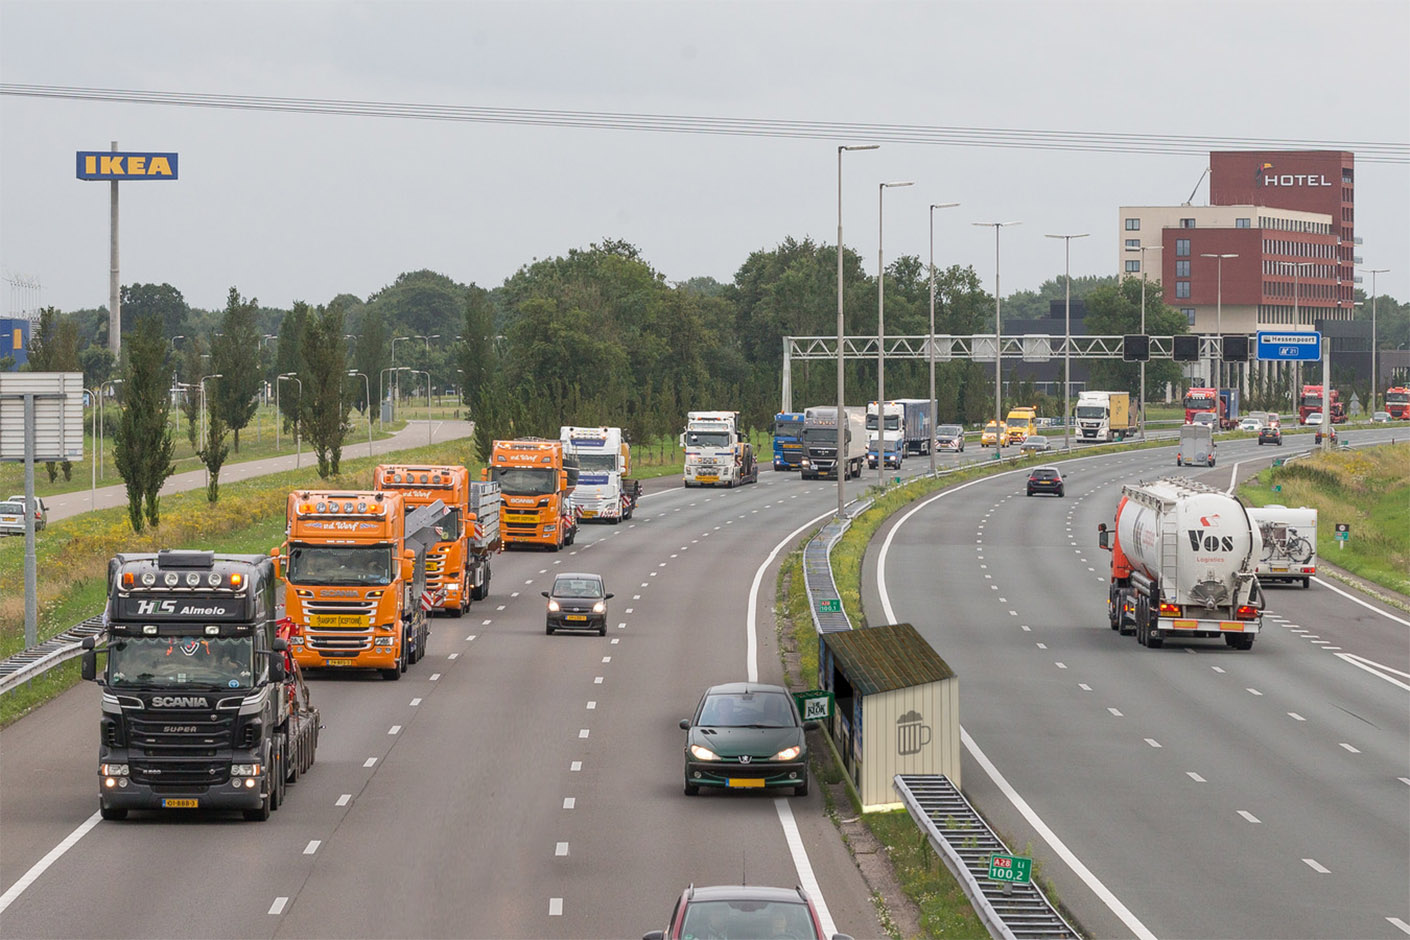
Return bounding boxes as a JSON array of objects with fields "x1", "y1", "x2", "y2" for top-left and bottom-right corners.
[
  {"x1": 180, "y1": 336, "x2": 208, "y2": 451},
  {"x1": 352, "y1": 305, "x2": 387, "y2": 416},
  {"x1": 25, "y1": 307, "x2": 81, "y2": 481},
  {"x1": 120, "y1": 283, "x2": 190, "y2": 339},
  {"x1": 210, "y1": 287, "x2": 261, "y2": 452},
  {"x1": 111, "y1": 315, "x2": 176, "y2": 531},
  {"x1": 197, "y1": 392, "x2": 230, "y2": 502},
  {"x1": 274, "y1": 303, "x2": 310, "y2": 432},
  {"x1": 79, "y1": 344, "x2": 115, "y2": 391},
  {"x1": 458, "y1": 285, "x2": 495, "y2": 408},
  {"x1": 301, "y1": 301, "x2": 352, "y2": 478}
]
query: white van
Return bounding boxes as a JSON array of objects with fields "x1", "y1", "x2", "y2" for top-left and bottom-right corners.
[
  {"x1": 1246, "y1": 505, "x2": 1318, "y2": 588},
  {"x1": 1176, "y1": 423, "x2": 1215, "y2": 467}
]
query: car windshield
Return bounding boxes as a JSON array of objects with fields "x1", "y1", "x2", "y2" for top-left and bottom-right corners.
[
  {"x1": 108, "y1": 636, "x2": 255, "y2": 690},
  {"x1": 698, "y1": 691, "x2": 796, "y2": 728},
  {"x1": 1031, "y1": 469, "x2": 1058, "y2": 480},
  {"x1": 680, "y1": 899, "x2": 818, "y2": 939},
  {"x1": 287, "y1": 544, "x2": 392, "y2": 586},
  {"x1": 686, "y1": 431, "x2": 732, "y2": 448},
  {"x1": 491, "y1": 466, "x2": 558, "y2": 496},
  {"x1": 937, "y1": 426, "x2": 961, "y2": 437},
  {"x1": 552, "y1": 578, "x2": 602, "y2": 598}
]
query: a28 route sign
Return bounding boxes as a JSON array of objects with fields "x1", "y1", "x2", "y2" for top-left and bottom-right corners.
[
  {"x1": 817, "y1": 598, "x2": 841, "y2": 613},
  {"x1": 987, "y1": 853, "x2": 1032, "y2": 884},
  {"x1": 1256, "y1": 331, "x2": 1321, "y2": 362}
]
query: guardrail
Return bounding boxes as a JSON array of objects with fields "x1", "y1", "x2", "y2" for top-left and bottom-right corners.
[{"x1": 0, "y1": 614, "x2": 104, "y2": 698}]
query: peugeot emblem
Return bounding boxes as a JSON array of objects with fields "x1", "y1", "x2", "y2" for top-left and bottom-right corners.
[{"x1": 739, "y1": 755, "x2": 751, "y2": 763}]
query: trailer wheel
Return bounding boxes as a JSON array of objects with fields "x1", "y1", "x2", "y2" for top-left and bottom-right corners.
[
  {"x1": 1225, "y1": 634, "x2": 1255, "y2": 650},
  {"x1": 269, "y1": 737, "x2": 284, "y2": 811},
  {"x1": 1302, "y1": 576, "x2": 1310, "y2": 588},
  {"x1": 471, "y1": 564, "x2": 490, "y2": 601}
]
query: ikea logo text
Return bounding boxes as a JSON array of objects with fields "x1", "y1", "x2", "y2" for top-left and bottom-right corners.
[{"x1": 76, "y1": 151, "x2": 179, "y2": 181}]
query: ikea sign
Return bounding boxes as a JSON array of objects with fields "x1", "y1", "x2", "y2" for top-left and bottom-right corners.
[{"x1": 76, "y1": 151, "x2": 178, "y2": 180}]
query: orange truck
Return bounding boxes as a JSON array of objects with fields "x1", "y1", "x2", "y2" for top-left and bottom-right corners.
[
  {"x1": 374, "y1": 464, "x2": 502, "y2": 614},
  {"x1": 486, "y1": 438, "x2": 579, "y2": 551},
  {"x1": 277, "y1": 490, "x2": 448, "y2": 680}
]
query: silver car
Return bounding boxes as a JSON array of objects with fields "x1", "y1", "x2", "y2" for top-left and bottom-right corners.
[
  {"x1": 1019, "y1": 435, "x2": 1053, "y2": 453},
  {"x1": 2, "y1": 495, "x2": 47, "y2": 533},
  {"x1": 935, "y1": 425, "x2": 965, "y2": 452}
]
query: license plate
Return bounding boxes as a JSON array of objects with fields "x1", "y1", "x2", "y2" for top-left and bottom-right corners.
[
  {"x1": 1271, "y1": 566, "x2": 1288, "y2": 573},
  {"x1": 698, "y1": 476, "x2": 718, "y2": 483},
  {"x1": 0, "y1": 517, "x2": 16, "y2": 524},
  {"x1": 161, "y1": 798, "x2": 198, "y2": 808},
  {"x1": 310, "y1": 614, "x2": 365, "y2": 628},
  {"x1": 580, "y1": 510, "x2": 597, "y2": 518},
  {"x1": 727, "y1": 778, "x2": 765, "y2": 788},
  {"x1": 323, "y1": 658, "x2": 356, "y2": 666},
  {"x1": 566, "y1": 615, "x2": 587, "y2": 622}
]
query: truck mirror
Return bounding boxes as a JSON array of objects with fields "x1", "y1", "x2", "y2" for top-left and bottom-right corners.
[
  {"x1": 81, "y1": 636, "x2": 95, "y2": 650},
  {"x1": 273, "y1": 637, "x2": 288, "y2": 653},
  {"x1": 268, "y1": 545, "x2": 283, "y2": 577},
  {"x1": 541, "y1": 591, "x2": 550, "y2": 598},
  {"x1": 269, "y1": 655, "x2": 286, "y2": 683},
  {"x1": 1097, "y1": 525, "x2": 1111, "y2": 550},
  {"x1": 465, "y1": 511, "x2": 477, "y2": 524},
  {"x1": 604, "y1": 593, "x2": 614, "y2": 600},
  {"x1": 80, "y1": 650, "x2": 97, "y2": 682},
  {"x1": 480, "y1": 468, "x2": 488, "y2": 481},
  {"x1": 678, "y1": 433, "x2": 686, "y2": 448}
]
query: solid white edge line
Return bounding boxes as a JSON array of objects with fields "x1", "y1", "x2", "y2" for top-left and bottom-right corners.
[
  {"x1": 1312, "y1": 576, "x2": 1410, "y2": 627},
  {"x1": 1334, "y1": 653, "x2": 1410, "y2": 692},
  {"x1": 775, "y1": 798, "x2": 836, "y2": 938},
  {"x1": 0, "y1": 811, "x2": 103, "y2": 914},
  {"x1": 746, "y1": 507, "x2": 835, "y2": 684},
  {"x1": 877, "y1": 461, "x2": 1157, "y2": 940}
]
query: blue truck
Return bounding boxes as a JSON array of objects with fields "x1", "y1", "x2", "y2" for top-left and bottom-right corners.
[{"x1": 772, "y1": 411, "x2": 805, "y2": 470}]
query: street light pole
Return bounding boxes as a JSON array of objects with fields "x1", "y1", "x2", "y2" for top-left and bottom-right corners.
[
  {"x1": 279, "y1": 373, "x2": 302, "y2": 469},
  {"x1": 379, "y1": 366, "x2": 408, "y2": 432},
  {"x1": 349, "y1": 371, "x2": 373, "y2": 458},
  {"x1": 1200, "y1": 253, "x2": 1238, "y2": 392},
  {"x1": 390, "y1": 336, "x2": 410, "y2": 418},
  {"x1": 836, "y1": 144, "x2": 879, "y2": 519},
  {"x1": 98, "y1": 379, "x2": 122, "y2": 480},
  {"x1": 87, "y1": 386, "x2": 100, "y2": 511},
  {"x1": 877, "y1": 180, "x2": 914, "y2": 488},
  {"x1": 411, "y1": 370, "x2": 432, "y2": 446},
  {"x1": 414, "y1": 335, "x2": 440, "y2": 407},
  {"x1": 1361, "y1": 267, "x2": 1389, "y2": 414},
  {"x1": 928, "y1": 202, "x2": 959, "y2": 477},
  {"x1": 1047, "y1": 233, "x2": 1090, "y2": 452},
  {"x1": 973, "y1": 221, "x2": 1021, "y2": 451},
  {"x1": 1126, "y1": 243, "x2": 1162, "y2": 439}
]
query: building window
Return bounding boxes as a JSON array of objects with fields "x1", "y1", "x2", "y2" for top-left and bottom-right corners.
[
  {"x1": 1236, "y1": 218, "x2": 1251, "y2": 228},
  {"x1": 1176, "y1": 281, "x2": 1191, "y2": 299},
  {"x1": 1182, "y1": 308, "x2": 1196, "y2": 327},
  {"x1": 1125, "y1": 239, "x2": 1141, "y2": 249},
  {"x1": 1125, "y1": 218, "x2": 1140, "y2": 231},
  {"x1": 1124, "y1": 260, "x2": 1141, "y2": 273},
  {"x1": 1180, "y1": 218, "x2": 1196, "y2": 229},
  {"x1": 1175, "y1": 260, "x2": 1190, "y2": 277},
  {"x1": 1176, "y1": 238, "x2": 1190, "y2": 257}
]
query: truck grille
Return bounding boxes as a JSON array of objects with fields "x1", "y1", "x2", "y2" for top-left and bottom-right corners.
[
  {"x1": 308, "y1": 634, "x2": 372, "y2": 651},
  {"x1": 304, "y1": 599, "x2": 375, "y2": 620},
  {"x1": 131, "y1": 759, "x2": 229, "y2": 786},
  {"x1": 128, "y1": 717, "x2": 232, "y2": 754},
  {"x1": 426, "y1": 553, "x2": 446, "y2": 575}
]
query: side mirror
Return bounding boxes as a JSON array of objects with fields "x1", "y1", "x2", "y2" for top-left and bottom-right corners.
[
  {"x1": 644, "y1": 932, "x2": 665, "y2": 940},
  {"x1": 273, "y1": 637, "x2": 288, "y2": 653},
  {"x1": 269, "y1": 655, "x2": 286, "y2": 683},
  {"x1": 81, "y1": 636, "x2": 95, "y2": 650},
  {"x1": 268, "y1": 545, "x2": 283, "y2": 578},
  {"x1": 604, "y1": 593, "x2": 614, "y2": 600},
  {"x1": 678, "y1": 718, "x2": 691, "y2": 730},
  {"x1": 1097, "y1": 525, "x2": 1111, "y2": 551},
  {"x1": 541, "y1": 591, "x2": 550, "y2": 598},
  {"x1": 80, "y1": 650, "x2": 97, "y2": 682},
  {"x1": 677, "y1": 433, "x2": 686, "y2": 448},
  {"x1": 480, "y1": 467, "x2": 488, "y2": 481},
  {"x1": 401, "y1": 549, "x2": 415, "y2": 582}
]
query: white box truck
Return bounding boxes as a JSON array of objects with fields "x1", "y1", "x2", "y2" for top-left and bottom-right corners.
[{"x1": 1075, "y1": 391, "x2": 1136, "y2": 442}]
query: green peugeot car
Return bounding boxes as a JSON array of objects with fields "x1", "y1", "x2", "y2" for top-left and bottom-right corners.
[{"x1": 680, "y1": 682, "x2": 816, "y2": 797}]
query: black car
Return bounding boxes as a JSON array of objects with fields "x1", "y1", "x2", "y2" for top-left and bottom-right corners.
[
  {"x1": 1026, "y1": 466, "x2": 1064, "y2": 497},
  {"x1": 681, "y1": 682, "x2": 814, "y2": 796},
  {"x1": 1257, "y1": 425, "x2": 1282, "y2": 446},
  {"x1": 644, "y1": 884, "x2": 853, "y2": 940},
  {"x1": 542, "y1": 572, "x2": 612, "y2": 635}
]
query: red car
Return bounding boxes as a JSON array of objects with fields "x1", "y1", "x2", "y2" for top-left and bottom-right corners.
[{"x1": 644, "y1": 884, "x2": 853, "y2": 940}]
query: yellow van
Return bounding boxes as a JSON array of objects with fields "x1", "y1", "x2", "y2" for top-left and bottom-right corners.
[
  {"x1": 981, "y1": 420, "x2": 1002, "y2": 447},
  {"x1": 1004, "y1": 407, "x2": 1037, "y2": 445}
]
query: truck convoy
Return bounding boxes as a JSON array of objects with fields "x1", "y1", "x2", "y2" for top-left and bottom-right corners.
[
  {"x1": 681, "y1": 411, "x2": 759, "y2": 487},
  {"x1": 1097, "y1": 478, "x2": 1264, "y2": 649},
  {"x1": 772, "y1": 411, "x2": 806, "y2": 470},
  {"x1": 1075, "y1": 391, "x2": 1136, "y2": 442},
  {"x1": 1385, "y1": 386, "x2": 1410, "y2": 419},
  {"x1": 1298, "y1": 385, "x2": 1345, "y2": 424},
  {"x1": 800, "y1": 405, "x2": 867, "y2": 480},
  {"x1": 280, "y1": 490, "x2": 447, "y2": 679},
  {"x1": 375, "y1": 465, "x2": 501, "y2": 612},
  {"x1": 81, "y1": 550, "x2": 320, "y2": 820},
  {"x1": 1247, "y1": 504, "x2": 1318, "y2": 588},
  {"x1": 488, "y1": 438, "x2": 579, "y2": 549},
  {"x1": 560, "y1": 426, "x2": 640, "y2": 522}
]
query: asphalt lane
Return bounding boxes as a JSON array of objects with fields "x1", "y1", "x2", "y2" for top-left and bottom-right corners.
[{"x1": 864, "y1": 428, "x2": 1409, "y2": 939}]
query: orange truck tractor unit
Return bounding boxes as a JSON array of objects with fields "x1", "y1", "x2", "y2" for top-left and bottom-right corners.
[
  {"x1": 1384, "y1": 386, "x2": 1410, "y2": 419},
  {"x1": 277, "y1": 490, "x2": 448, "y2": 680},
  {"x1": 375, "y1": 464, "x2": 502, "y2": 614},
  {"x1": 486, "y1": 439, "x2": 579, "y2": 551}
]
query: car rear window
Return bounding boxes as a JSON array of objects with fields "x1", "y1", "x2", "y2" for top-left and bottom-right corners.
[
  {"x1": 1030, "y1": 470, "x2": 1057, "y2": 480},
  {"x1": 0, "y1": 502, "x2": 22, "y2": 513}
]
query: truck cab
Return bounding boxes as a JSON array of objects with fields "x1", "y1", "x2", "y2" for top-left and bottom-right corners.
[
  {"x1": 489, "y1": 439, "x2": 579, "y2": 549},
  {"x1": 866, "y1": 401, "x2": 904, "y2": 470},
  {"x1": 682, "y1": 411, "x2": 756, "y2": 487},
  {"x1": 561, "y1": 426, "x2": 639, "y2": 522},
  {"x1": 1004, "y1": 407, "x2": 1037, "y2": 446}
]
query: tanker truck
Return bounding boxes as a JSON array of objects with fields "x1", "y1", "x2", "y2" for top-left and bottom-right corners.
[{"x1": 1096, "y1": 477, "x2": 1264, "y2": 650}]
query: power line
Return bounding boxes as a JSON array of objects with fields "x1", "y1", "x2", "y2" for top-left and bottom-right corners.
[{"x1": 4, "y1": 83, "x2": 1407, "y2": 163}]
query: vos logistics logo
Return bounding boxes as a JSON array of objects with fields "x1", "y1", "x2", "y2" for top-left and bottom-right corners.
[{"x1": 76, "y1": 151, "x2": 178, "y2": 180}]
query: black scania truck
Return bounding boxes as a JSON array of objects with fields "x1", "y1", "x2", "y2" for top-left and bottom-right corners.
[{"x1": 81, "y1": 550, "x2": 319, "y2": 820}]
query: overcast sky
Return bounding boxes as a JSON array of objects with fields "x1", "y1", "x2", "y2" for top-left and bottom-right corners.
[{"x1": 2, "y1": 0, "x2": 1407, "y2": 318}]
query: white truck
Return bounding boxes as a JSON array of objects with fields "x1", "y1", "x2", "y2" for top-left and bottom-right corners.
[
  {"x1": 681, "y1": 411, "x2": 759, "y2": 488},
  {"x1": 866, "y1": 401, "x2": 905, "y2": 470},
  {"x1": 560, "y1": 426, "x2": 639, "y2": 523},
  {"x1": 1246, "y1": 504, "x2": 1317, "y2": 588},
  {"x1": 1097, "y1": 477, "x2": 1264, "y2": 649},
  {"x1": 1075, "y1": 390, "x2": 1137, "y2": 442},
  {"x1": 800, "y1": 405, "x2": 867, "y2": 480},
  {"x1": 1176, "y1": 423, "x2": 1216, "y2": 467}
]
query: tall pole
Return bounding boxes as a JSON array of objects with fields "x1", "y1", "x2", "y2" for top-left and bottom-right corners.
[
  {"x1": 928, "y1": 202, "x2": 959, "y2": 477},
  {"x1": 877, "y1": 180, "x2": 913, "y2": 488},
  {"x1": 350, "y1": 371, "x2": 373, "y2": 457},
  {"x1": 836, "y1": 144, "x2": 879, "y2": 519},
  {"x1": 1126, "y1": 243, "x2": 1162, "y2": 439},
  {"x1": 1362, "y1": 267, "x2": 1389, "y2": 414},
  {"x1": 87, "y1": 387, "x2": 99, "y2": 511},
  {"x1": 109, "y1": 140, "x2": 121, "y2": 357},
  {"x1": 279, "y1": 374, "x2": 302, "y2": 469},
  {"x1": 1201, "y1": 253, "x2": 1238, "y2": 394},
  {"x1": 390, "y1": 336, "x2": 409, "y2": 419},
  {"x1": 1047, "y1": 233, "x2": 1089, "y2": 452},
  {"x1": 974, "y1": 222, "x2": 1021, "y2": 451},
  {"x1": 411, "y1": 370, "x2": 432, "y2": 446},
  {"x1": 199, "y1": 373, "x2": 223, "y2": 491}
]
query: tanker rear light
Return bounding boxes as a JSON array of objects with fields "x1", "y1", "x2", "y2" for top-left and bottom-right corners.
[
  {"x1": 1235, "y1": 605, "x2": 1260, "y2": 621},
  {"x1": 1158, "y1": 602, "x2": 1182, "y2": 617}
]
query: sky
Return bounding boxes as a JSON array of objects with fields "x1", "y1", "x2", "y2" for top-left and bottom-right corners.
[{"x1": 2, "y1": 0, "x2": 1408, "y2": 318}]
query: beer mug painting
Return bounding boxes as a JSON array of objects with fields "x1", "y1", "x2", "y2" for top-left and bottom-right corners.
[{"x1": 896, "y1": 709, "x2": 931, "y2": 756}]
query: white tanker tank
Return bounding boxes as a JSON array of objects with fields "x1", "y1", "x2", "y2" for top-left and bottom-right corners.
[{"x1": 1098, "y1": 477, "x2": 1264, "y2": 650}]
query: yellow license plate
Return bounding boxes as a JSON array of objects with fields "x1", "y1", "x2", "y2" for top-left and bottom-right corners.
[
  {"x1": 727, "y1": 778, "x2": 765, "y2": 788},
  {"x1": 323, "y1": 658, "x2": 357, "y2": 666},
  {"x1": 161, "y1": 798, "x2": 199, "y2": 808},
  {"x1": 1271, "y1": 566, "x2": 1288, "y2": 572},
  {"x1": 580, "y1": 510, "x2": 597, "y2": 518},
  {"x1": 698, "y1": 476, "x2": 718, "y2": 483},
  {"x1": 1, "y1": 517, "x2": 17, "y2": 524},
  {"x1": 566, "y1": 615, "x2": 587, "y2": 621},
  {"x1": 310, "y1": 614, "x2": 365, "y2": 628}
]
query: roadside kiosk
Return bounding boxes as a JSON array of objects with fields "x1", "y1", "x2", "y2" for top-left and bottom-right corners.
[{"x1": 819, "y1": 623, "x2": 959, "y2": 811}]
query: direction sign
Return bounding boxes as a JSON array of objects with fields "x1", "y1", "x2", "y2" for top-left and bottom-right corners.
[
  {"x1": 987, "y1": 853, "x2": 1032, "y2": 884},
  {"x1": 817, "y1": 598, "x2": 841, "y2": 614},
  {"x1": 1256, "y1": 331, "x2": 1321, "y2": 362},
  {"x1": 1334, "y1": 523, "x2": 1350, "y2": 542}
]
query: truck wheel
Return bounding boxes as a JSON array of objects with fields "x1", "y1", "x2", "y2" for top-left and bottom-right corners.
[
  {"x1": 1225, "y1": 634, "x2": 1255, "y2": 650},
  {"x1": 382, "y1": 649, "x2": 404, "y2": 680},
  {"x1": 1302, "y1": 577, "x2": 1310, "y2": 588},
  {"x1": 472, "y1": 566, "x2": 490, "y2": 601},
  {"x1": 244, "y1": 791, "x2": 271, "y2": 822},
  {"x1": 100, "y1": 804, "x2": 127, "y2": 821}
]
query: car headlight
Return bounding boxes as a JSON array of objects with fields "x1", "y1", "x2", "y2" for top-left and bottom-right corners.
[
  {"x1": 772, "y1": 745, "x2": 802, "y2": 761},
  {"x1": 547, "y1": 599, "x2": 560, "y2": 612},
  {"x1": 592, "y1": 601, "x2": 606, "y2": 613},
  {"x1": 689, "y1": 744, "x2": 720, "y2": 761}
]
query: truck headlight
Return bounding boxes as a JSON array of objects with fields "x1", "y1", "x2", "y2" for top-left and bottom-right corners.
[
  {"x1": 230, "y1": 763, "x2": 263, "y2": 777},
  {"x1": 690, "y1": 744, "x2": 720, "y2": 761},
  {"x1": 101, "y1": 763, "x2": 129, "y2": 776}
]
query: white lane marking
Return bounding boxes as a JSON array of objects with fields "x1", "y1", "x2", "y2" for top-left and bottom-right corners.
[
  {"x1": 611, "y1": 638, "x2": 620, "y2": 645},
  {"x1": 775, "y1": 799, "x2": 837, "y2": 937},
  {"x1": 625, "y1": 607, "x2": 634, "y2": 613},
  {"x1": 1246, "y1": 688, "x2": 1263, "y2": 696},
  {"x1": 578, "y1": 729, "x2": 589, "y2": 739},
  {"x1": 1334, "y1": 652, "x2": 1410, "y2": 692},
  {"x1": 336, "y1": 794, "x2": 351, "y2": 806},
  {"x1": 617, "y1": 622, "x2": 626, "y2": 630},
  {"x1": 1145, "y1": 739, "x2": 1162, "y2": 748},
  {"x1": 1237, "y1": 811, "x2": 1261, "y2": 823},
  {"x1": 594, "y1": 676, "x2": 603, "y2": 684},
  {"x1": 389, "y1": 725, "x2": 401, "y2": 735},
  {"x1": 510, "y1": 591, "x2": 520, "y2": 598},
  {"x1": 269, "y1": 897, "x2": 289, "y2": 915},
  {"x1": 466, "y1": 635, "x2": 477, "y2": 642},
  {"x1": 1212, "y1": 666, "x2": 1226, "y2": 674},
  {"x1": 1303, "y1": 858, "x2": 1330, "y2": 873},
  {"x1": 1187, "y1": 772, "x2": 1206, "y2": 782},
  {"x1": 601, "y1": 656, "x2": 611, "y2": 663},
  {"x1": 482, "y1": 619, "x2": 492, "y2": 625},
  {"x1": 364, "y1": 757, "x2": 377, "y2": 767},
  {"x1": 1108, "y1": 708, "x2": 1123, "y2": 717},
  {"x1": 1312, "y1": 576, "x2": 1410, "y2": 626},
  {"x1": 960, "y1": 730, "x2": 1157, "y2": 940},
  {"x1": 570, "y1": 761, "x2": 582, "y2": 772},
  {"x1": 1078, "y1": 683, "x2": 1092, "y2": 691},
  {"x1": 586, "y1": 701, "x2": 597, "y2": 710},
  {"x1": 0, "y1": 811, "x2": 102, "y2": 914},
  {"x1": 448, "y1": 653, "x2": 459, "y2": 660},
  {"x1": 563, "y1": 798, "x2": 575, "y2": 809},
  {"x1": 549, "y1": 898, "x2": 563, "y2": 916},
  {"x1": 555, "y1": 842, "x2": 569, "y2": 856},
  {"x1": 1287, "y1": 712, "x2": 1307, "y2": 722},
  {"x1": 430, "y1": 673, "x2": 441, "y2": 681},
  {"x1": 1021, "y1": 625, "x2": 1031, "y2": 632},
  {"x1": 1055, "y1": 662, "x2": 1067, "y2": 669},
  {"x1": 410, "y1": 698, "x2": 422, "y2": 707},
  {"x1": 747, "y1": 506, "x2": 850, "y2": 682},
  {"x1": 1387, "y1": 917, "x2": 1410, "y2": 935},
  {"x1": 1339, "y1": 742, "x2": 1361, "y2": 754},
  {"x1": 1036, "y1": 643, "x2": 1047, "y2": 650},
  {"x1": 303, "y1": 840, "x2": 321, "y2": 855}
]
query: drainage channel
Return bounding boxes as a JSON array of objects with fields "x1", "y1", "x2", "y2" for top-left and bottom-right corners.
[
  {"x1": 0, "y1": 614, "x2": 104, "y2": 696},
  {"x1": 895, "y1": 773, "x2": 1080, "y2": 940}
]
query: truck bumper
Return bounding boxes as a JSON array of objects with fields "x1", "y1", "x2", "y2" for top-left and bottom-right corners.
[
  {"x1": 292, "y1": 645, "x2": 399, "y2": 670},
  {"x1": 1158, "y1": 617, "x2": 1260, "y2": 639},
  {"x1": 99, "y1": 776, "x2": 268, "y2": 813}
]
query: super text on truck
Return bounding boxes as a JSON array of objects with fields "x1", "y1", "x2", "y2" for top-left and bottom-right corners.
[
  {"x1": 489, "y1": 438, "x2": 579, "y2": 550},
  {"x1": 560, "y1": 426, "x2": 640, "y2": 522},
  {"x1": 81, "y1": 550, "x2": 320, "y2": 821},
  {"x1": 280, "y1": 490, "x2": 448, "y2": 679},
  {"x1": 681, "y1": 411, "x2": 759, "y2": 487},
  {"x1": 375, "y1": 464, "x2": 501, "y2": 613},
  {"x1": 1097, "y1": 477, "x2": 1264, "y2": 649}
]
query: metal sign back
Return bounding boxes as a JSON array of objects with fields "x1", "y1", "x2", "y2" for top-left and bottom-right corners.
[{"x1": 0, "y1": 372, "x2": 85, "y2": 461}]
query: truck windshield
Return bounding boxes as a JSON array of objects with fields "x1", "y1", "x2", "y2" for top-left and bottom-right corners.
[
  {"x1": 1006, "y1": 418, "x2": 1029, "y2": 429},
  {"x1": 491, "y1": 466, "x2": 558, "y2": 496},
  {"x1": 1388, "y1": 391, "x2": 1410, "y2": 404},
  {"x1": 1301, "y1": 396, "x2": 1323, "y2": 409},
  {"x1": 1183, "y1": 393, "x2": 1215, "y2": 408},
  {"x1": 773, "y1": 416, "x2": 804, "y2": 437},
  {"x1": 575, "y1": 454, "x2": 618, "y2": 472},
  {"x1": 287, "y1": 544, "x2": 392, "y2": 586},
  {"x1": 685, "y1": 431, "x2": 731, "y2": 448},
  {"x1": 802, "y1": 427, "x2": 840, "y2": 445},
  {"x1": 108, "y1": 636, "x2": 255, "y2": 689},
  {"x1": 1075, "y1": 406, "x2": 1106, "y2": 419}
]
